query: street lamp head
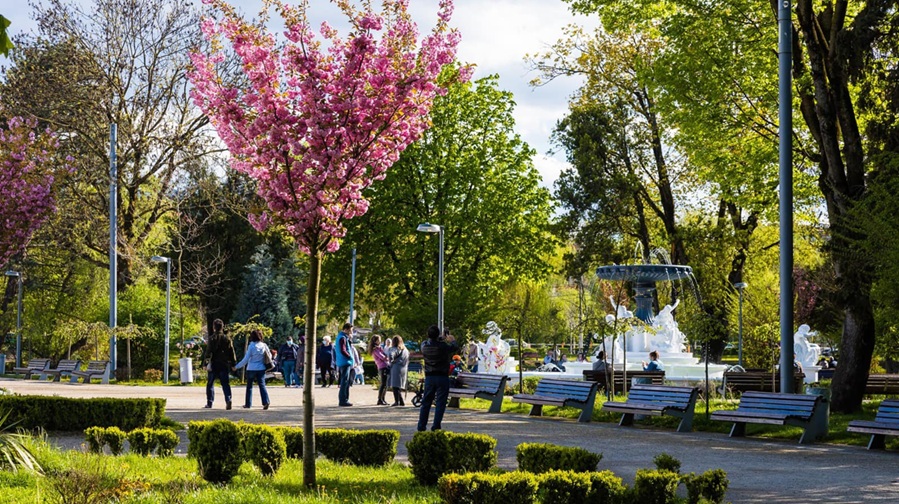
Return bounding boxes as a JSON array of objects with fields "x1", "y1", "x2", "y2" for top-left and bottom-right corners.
[
  {"x1": 735, "y1": 282, "x2": 748, "y2": 290},
  {"x1": 150, "y1": 256, "x2": 170, "y2": 263},
  {"x1": 4, "y1": 270, "x2": 19, "y2": 278},
  {"x1": 416, "y1": 223, "x2": 441, "y2": 233}
]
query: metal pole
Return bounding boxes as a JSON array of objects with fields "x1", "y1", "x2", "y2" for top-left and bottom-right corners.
[
  {"x1": 163, "y1": 259, "x2": 171, "y2": 384},
  {"x1": 438, "y1": 226, "x2": 444, "y2": 334},
  {"x1": 14, "y1": 275, "x2": 22, "y2": 368},
  {"x1": 109, "y1": 124, "x2": 118, "y2": 371},
  {"x1": 349, "y1": 248, "x2": 356, "y2": 324},
  {"x1": 738, "y1": 289, "x2": 744, "y2": 367},
  {"x1": 778, "y1": 0, "x2": 794, "y2": 392}
]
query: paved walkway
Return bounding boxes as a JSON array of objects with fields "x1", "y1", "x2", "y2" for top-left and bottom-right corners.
[{"x1": 2, "y1": 377, "x2": 897, "y2": 502}]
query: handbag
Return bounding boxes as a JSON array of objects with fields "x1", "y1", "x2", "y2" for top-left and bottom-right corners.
[{"x1": 263, "y1": 347, "x2": 274, "y2": 370}]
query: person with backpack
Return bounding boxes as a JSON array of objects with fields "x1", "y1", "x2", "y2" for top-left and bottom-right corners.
[
  {"x1": 278, "y1": 336, "x2": 300, "y2": 388},
  {"x1": 200, "y1": 318, "x2": 237, "y2": 410}
]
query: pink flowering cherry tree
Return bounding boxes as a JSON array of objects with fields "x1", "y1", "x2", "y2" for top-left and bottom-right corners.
[
  {"x1": 0, "y1": 115, "x2": 72, "y2": 269},
  {"x1": 188, "y1": 0, "x2": 463, "y2": 485}
]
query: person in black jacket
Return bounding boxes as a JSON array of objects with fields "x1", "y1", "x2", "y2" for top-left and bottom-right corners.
[
  {"x1": 201, "y1": 318, "x2": 237, "y2": 410},
  {"x1": 417, "y1": 325, "x2": 457, "y2": 431}
]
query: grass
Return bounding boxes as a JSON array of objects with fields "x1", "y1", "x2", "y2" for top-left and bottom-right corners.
[{"x1": 1, "y1": 436, "x2": 440, "y2": 503}]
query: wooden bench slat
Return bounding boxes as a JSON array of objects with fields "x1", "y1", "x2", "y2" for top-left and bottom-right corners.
[
  {"x1": 12, "y1": 359, "x2": 51, "y2": 379},
  {"x1": 447, "y1": 373, "x2": 508, "y2": 413},
  {"x1": 511, "y1": 378, "x2": 598, "y2": 423},
  {"x1": 601, "y1": 384, "x2": 699, "y2": 432},
  {"x1": 710, "y1": 391, "x2": 826, "y2": 444},
  {"x1": 847, "y1": 399, "x2": 899, "y2": 449}
]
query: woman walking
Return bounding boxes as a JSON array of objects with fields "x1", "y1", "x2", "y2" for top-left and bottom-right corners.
[
  {"x1": 369, "y1": 335, "x2": 390, "y2": 405},
  {"x1": 316, "y1": 336, "x2": 336, "y2": 387},
  {"x1": 233, "y1": 329, "x2": 272, "y2": 410},
  {"x1": 388, "y1": 335, "x2": 409, "y2": 406}
]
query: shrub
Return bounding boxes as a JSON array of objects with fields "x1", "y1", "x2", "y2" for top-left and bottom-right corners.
[
  {"x1": 683, "y1": 469, "x2": 729, "y2": 504},
  {"x1": 127, "y1": 428, "x2": 156, "y2": 456},
  {"x1": 0, "y1": 396, "x2": 166, "y2": 431},
  {"x1": 538, "y1": 470, "x2": 592, "y2": 504},
  {"x1": 142, "y1": 369, "x2": 163, "y2": 382},
  {"x1": 505, "y1": 376, "x2": 541, "y2": 396},
  {"x1": 45, "y1": 456, "x2": 146, "y2": 504},
  {"x1": 189, "y1": 420, "x2": 243, "y2": 483},
  {"x1": 317, "y1": 428, "x2": 399, "y2": 466},
  {"x1": 0, "y1": 409, "x2": 40, "y2": 472},
  {"x1": 516, "y1": 442, "x2": 601, "y2": 473},
  {"x1": 587, "y1": 470, "x2": 628, "y2": 504},
  {"x1": 653, "y1": 452, "x2": 681, "y2": 474},
  {"x1": 633, "y1": 469, "x2": 679, "y2": 504},
  {"x1": 84, "y1": 427, "x2": 105, "y2": 454},
  {"x1": 438, "y1": 471, "x2": 539, "y2": 504},
  {"x1": 279, "y1": 426, "x2": 303, "y2": 459},
  {"x1": 153, "y1": 429, "x2": 179, "y2": 457},
  {"x1": 238, "y1": 423, "x2": 286, "y2": 476},
  {"x1": 186, "y1": 421, "x2": 212, "y2": 459},
  {"x1": 407, "y1": 431, "x2": 497, "y2": 485},
  {"x1": 102, "y1": 427, "x2": 127, "y2": 455}
]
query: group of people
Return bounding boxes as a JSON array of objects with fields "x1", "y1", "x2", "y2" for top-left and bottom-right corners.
[{"x1": 201, "y1": 318, "x2": 275, "y2": 410}]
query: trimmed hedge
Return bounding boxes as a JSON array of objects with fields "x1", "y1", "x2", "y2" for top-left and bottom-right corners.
[
  {"x1": 538, "y1": 470, "x2": 592, "y2": 503},
  {"x1": 587, "y1": 471, "x2": 628, "y2": 504},
  {"x1": 683, "y1": 469, "x2": 729, "y2": 504},
  {"x1": 633, "y1": 469, "x2": 680, "y2": 504},
  {"x1": 127, "y1": 428, "x2": 156, "y2": 456},
  {"x1": 406, "y1": 431, "x2": 497, "y2": 485},
  {"x1": 189, "y1": 420, "x2": 243, "y2": 483},
  {"x1": 317, "y1": 428, "x2": 399, "y2": 466},
  {"x1": 87, "y1": 426, "x2": 180, "y2": 457},
  {"x1": 238, "y1": 423, "x2": 286, "y2": 476},
  {"x1": 516, "y1": 443, "x2": 601, "y2": 473},
  {"x1": 653, "y1": 452, "x2": 681, "y2": 474},
  {"x1": 0, "y1": 395, "x2": 166, "y2": 431},
  {"x1": 438, "y1": 471, "x2": 539, "y2": 504}
]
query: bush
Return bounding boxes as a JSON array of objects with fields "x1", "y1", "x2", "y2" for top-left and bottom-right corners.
[
  {"x1": 142, "y1": 369, "x2": 163, "y2": 382},
  {"x1": 653, "y1": 453, "x2": 681, "y2": 473},
  {"x1": 238, "y1": 423, "x2": 286, "y2": 476},
  {"x1": 189, "y1": 420, "x2": 243, "y2": 483},
  {"x1": 438, "y1": 471, "x2": 539, "y2": 504},
  {"x1": 85, "y1": 426, "x2": 127, "y2": 456},
  {"x1": 126, "y1": 428, "x2": 156, "y2": 456},
  {"x1": 84, "y1": 427, "x2": 104, "y2": 454},
  {"x1": 279, "y1": 427, "x2": 303, "y2": 459},
  {"x1": 505, "y1": 376, "x2": 541, "y2": 396},
  {"x1": 317, "y1": 428, "x2": 399, "y2": 466},
  {"x1": 633, "y1": 469, "x2": 679, "y2": 504},
  {"x1": 154, "y1": 429, "x2": 179, "y2": 457},
  {"x1": 587, "y1": 470, "x2": 628, "y2": 504},
  {"x1": 516, "y1": 443, "x2": 601, "y2": 473},
  {"x1": 538, "y1": 470, "x2": 592, "y2": 504},
  {"x1": 683, "y1": 469, "x2": 729, "y2": 504},
  {"x1": 407, "y1": 431, "x2": 497, "y2": 485},
  {"x1": 1, "y1": 396, "x2": 166, "y2": 431}
]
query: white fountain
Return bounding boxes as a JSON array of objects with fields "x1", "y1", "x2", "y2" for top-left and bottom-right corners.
[{"x1": 475, "y1": 321, "x2": 517, "y2": 375}]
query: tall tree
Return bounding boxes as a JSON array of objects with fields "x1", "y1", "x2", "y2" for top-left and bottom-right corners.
[
  {"x1": 321, "y1": 72, "x2": 555, "y2": 336},
  {"x1": 188, "y1": 0, "x2": 461, "y2": 486}
]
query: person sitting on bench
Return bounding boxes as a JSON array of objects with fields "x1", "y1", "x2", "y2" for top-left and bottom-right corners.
[{"x1": 643, "y1": 350, "x2": 664, "y2": 371}]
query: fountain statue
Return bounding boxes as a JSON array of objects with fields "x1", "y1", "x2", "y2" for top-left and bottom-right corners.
[
  {"x1": 793, "y1": 324, "x2": 821, "y2": 371},
  {"x1": 476, "y1": 321, "x2": 517, "y2": 375}
]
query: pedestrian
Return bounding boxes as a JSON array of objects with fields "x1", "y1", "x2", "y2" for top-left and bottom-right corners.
[
  {"x1": 335, "y1": 323, "x2": 355, "y2": 407},
  {"x1": 352, "y1": 344, "x2": 365, "y2": 385},
  {"x1": 388, "y1": 335, "x2": 409, "y2": 406},
  {"x1": 278, "y1": 335, "x2": 300, "y2": 388},
  {"x1": 316, "y1": 336, "x2": 336, "y2": 387},
  {"x1": 295, "y1": 335, "x2": 306, "y2": 387},
  {"x1": 368, "y1": 335, "x2": 390, "y2": 405},
  {"x1": 417, "y1": 325, "x2": 457, "y2": 431},
  {"x1": 232, "y1": 329, "x2": 273, "y2": 410},
  {"x1": 200, "y1": 318, "x2": 236, "y2": 410},
  {"x1": 466, "y1": 341, "x2": 479, "y2": 373}
]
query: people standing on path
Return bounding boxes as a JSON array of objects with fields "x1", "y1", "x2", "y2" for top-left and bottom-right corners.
[
  {"x1": 278, "y1": 335, "x2": 300, "y2": 388},
  {"x1": 295, "y1": 335, "x2": 306, "y2": 387},
  {"x1": 233, "y1": 329, "x2": 273, "y2": 410},
  {"x1": 201, "y1": 318, "x2": 237, "y2": 410},
  {"x1": 369, "y1": 335, "x2": 390, "y2": 405},
  {"x1": 316, "y1": 336, "x2": 336, "y2": 387},
  {"x1": 388, "y1": 335, "x2": 409, "y2": 406},
  {"x1": 417, "y1": 325, "x2": 457, "y2": 432},
  {"x1": 352, "y1": 345, "x2": 365, "y2": 385},
  {"x1": 335, "y1": 323, "x2": 355, "y2": 407}
]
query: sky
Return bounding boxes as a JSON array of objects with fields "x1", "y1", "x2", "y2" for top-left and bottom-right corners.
[{"x1": 1, "y1": 0, "x2": 598, "y2": 190}]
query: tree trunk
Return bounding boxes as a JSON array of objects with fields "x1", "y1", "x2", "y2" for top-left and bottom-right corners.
[{"x1": 302, "y1": 250, "x2": 322, "y2": 487}]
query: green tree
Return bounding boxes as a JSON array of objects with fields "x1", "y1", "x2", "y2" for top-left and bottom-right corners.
[
  {"x1": 0, "y1": 15, "x2": 12, "y2": 57},
  {"x1": 233, "y1": 244, "x2": 306, "y2": 345},
  {"x1": 320, "y1": 73, "x2": 555, "y2": 337}
]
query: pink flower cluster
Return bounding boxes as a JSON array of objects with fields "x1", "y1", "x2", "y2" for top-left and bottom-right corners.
[
  {"x1": 189, "y1": 0, "x2": 465, "y2": 254},
  {"x1": 0, "y1": 116, "x2": 73, "y2": 268}
]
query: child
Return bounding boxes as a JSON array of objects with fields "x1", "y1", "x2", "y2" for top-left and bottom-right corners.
[{"x1": 449, "y1": 355, "x2": 464, "y2": 377}]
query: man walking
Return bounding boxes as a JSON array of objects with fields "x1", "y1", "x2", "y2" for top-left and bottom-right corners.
[
  {"x1": 335, "y1": 323, "x2": 355, "y2": 407},
  {"x1": 201, "y1": 318, "x2": 236, "y2": 410},
  {"x1": 417, "y1": 325, "x2": 457, "y2": 431},
  {"x1": 278, "y1": 335, "x2": 300, "y2": 387}
]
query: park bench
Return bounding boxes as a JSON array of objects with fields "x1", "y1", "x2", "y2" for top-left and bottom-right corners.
[
  {"x1": 12, "y1": 358, "x2": 51, "y2": 380},
  {"x1": 847, "y1": 399, "x2": 899, "y2": 450},
  {"x1": 447, "y1": 372, "x2": 509, "y2": 413},
  {"x1": 864, "y1": 374, "x2": 899, "y2": 395},
  {"x1": 44, "y1": 359, "x2": 82, "y2": 382},
  {"x1": 710, "y1": 391, "x2": 828, "y2": 444},
  {"x1": 721, "y1": 369, "x2": 805, "y2": 394},
  {"x1": 583, "y1": 369, "x2": 665, "y2": 394},
  {"x1": 602, "y1": 384, "x2": 700, "y2": 433},
  {"x1": 70, "y1": 360, "x2": 111, "y2": 384},
  {"x1": 511, "y1": 378, "x2": 599, "y2": 423}
]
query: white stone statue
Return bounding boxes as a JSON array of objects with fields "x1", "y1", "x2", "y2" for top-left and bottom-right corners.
[
  {"x1": 650, "y1": 300, "x2": 686, "y2": 353},
  {"x1": 794, "y1": 324, "x2": 821, "y2": 370},
  {"x1": 478, "y1": 321, "x2": 514, "y2": 375}
]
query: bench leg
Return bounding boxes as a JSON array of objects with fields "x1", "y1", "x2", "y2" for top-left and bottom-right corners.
[
  {"x1": 448, "y1": 397, "x2": 460, "y2": 409},
  {"x1": 577, "y1": 406, "x2": 593, "y2": 423},
  {"x1": 70, "y1": 375, "x2": 79, "y2": 384},
  {"x1": 487, "y1": 396, "x2": 503, "y2": 414},
  {"x1": 867, "y1": 434, "x2": 886, "y2": 450},
  {"x1": 619, "y1": 413, "x2": 635, "y2": 427},
  {"x1": 529, "y1": 404, "x2": 543, "y2": 417},
  {"x1": 676, "y1": 413, "x2": 694, "y2": 433},
  {"x1": 729, "y1": 422, "x2": 746, "y2": 438}
]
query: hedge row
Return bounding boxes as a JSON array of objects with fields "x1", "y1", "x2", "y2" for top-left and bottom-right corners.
[
  {"x1": 0, "y1": 395, "x2": 166, "y2": 431},
  {"x1": 84, "y1": 426, "x2": 178, "y2": 457},
  {"x1": 516, "y1": 443, "x2": 601, "y2": 473},
  {"x1": 406, "y1": 431, "x2": 497, "y2": 485}
]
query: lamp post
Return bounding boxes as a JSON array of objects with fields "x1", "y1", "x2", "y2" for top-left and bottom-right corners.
[
  {"x1": 416, "y1": 223, "x2": 444, "y2": 333},
  {"x1": 735, "y1": 282, "x2": 748, "y2": 368},
  {"x1": 5, "y1": 271, "x2": 22, "y2": 368},
  {"x1": 151, "y1": 256, "x2": 171, "y2": 384}
]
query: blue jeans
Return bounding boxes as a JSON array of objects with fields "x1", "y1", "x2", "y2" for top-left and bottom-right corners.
[
  {"x1": 338, "y1": 364, "x2": 353, "y2": 405},
  {"x1": 206, "y1": 369, "x2": 232, "y2": 405},
  {"x1": 244, "y1": 370, "x2": 270, "y2": 407},
  {"x1": 282, "y1": 360, "x2": 298, "y2": 386},
  {"x1": 417, "y1": 375, "x2": 450, "y2": 431}
]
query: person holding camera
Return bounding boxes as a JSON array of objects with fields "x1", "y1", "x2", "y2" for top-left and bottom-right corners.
[{"x1": 417, "y1": 325, "x2": 457, "y2": 432}]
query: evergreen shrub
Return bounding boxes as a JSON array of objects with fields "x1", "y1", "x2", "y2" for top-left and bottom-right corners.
[
  {"x1": 516, "y1": 442, "x2": 601, "y2": 473},
  {"x1": 238, "y1": 423, "x2": 286, "y2": 476},
  {"x1": 437, "y1": 471, "x2": 539, "y2": 504},
  {"x1": 153, "y1": 429, "x2": 179, "y2": 457},
  {"x1": 1, "y1": 396, "x2": 165, "y2": 431},
  {"x1": 653, "y1": 452, "x2": 681, "y2": 473},
  {"x1": 538, "y1": 470, "x2": 592, "y2": 504},
  {"x1": 189, "y1": 419, "x2": 243, "y2": 483},
  {"x1": 126, "y1": 428, "x2": 155, "y2": 456},
  {"x1": 279, "y1": 426, "x2": 303, "y2": 459},
  {"x1": 317, "y1": 428, "x2": 399, "y2": 466},
  {"x1": 633, "y1": 469, "x2": 679, "y2": 504},
  {"x1": 406, "y1": 431, "x2": 497, "y2": 485},
  {"x1": 586, "y1": 470, "x2": 628, "y2": 503},
  {"x1": 683, "y1": 469, "x2": 729, "y2": 504}
]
